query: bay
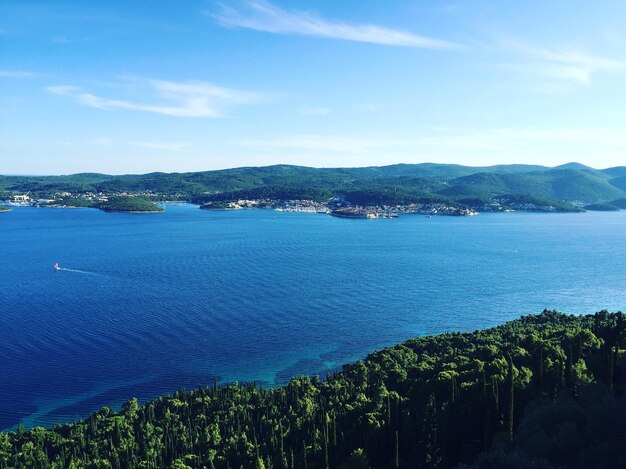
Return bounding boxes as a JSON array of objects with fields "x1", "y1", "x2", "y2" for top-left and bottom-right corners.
[{"x1": 1, "y1": 204, "x2": 625, "y2": 429}]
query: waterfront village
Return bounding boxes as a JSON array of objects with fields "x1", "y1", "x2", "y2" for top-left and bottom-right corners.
[
  {"x1": 2, "y1": 191, "x2": 578, "y2": 217},
  {"x1": 205, "y1": 197, "x2": 479, "y2": 217},
  {"x1": 195, "y1": 194, "x2": 577, "y2": 216},
  {"x1": 5, "y1": 191, "x2": 111, "y2": 206}
]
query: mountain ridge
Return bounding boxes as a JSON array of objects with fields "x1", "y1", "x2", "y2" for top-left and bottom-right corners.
[{"x1": 2, "y1": 162, "x2": 626, "y2": 206}]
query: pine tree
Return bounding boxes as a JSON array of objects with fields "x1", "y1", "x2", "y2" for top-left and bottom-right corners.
[
  {"x1": 394, "y1": 430, "x2": 399, "y2": 469},
  {"x1": 506, "y1": 355, "x2": 515, "y2": 441},
  {"x1": 421, "y1": 394, "x2": 441, "y2": 468}
]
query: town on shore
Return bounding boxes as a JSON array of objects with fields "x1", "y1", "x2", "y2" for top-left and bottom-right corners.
[
  {"x1": 2, "y1": 190, "x2": 590, "y2": 218},
  {"x1": 199, "y1": 196, "x2": 479, "y2": 217},
  {"x1": 4, "y1": 162, "x2": 626, "y2": 216},
  {"x1": 2, "y1": 192, "x2": 164, "y2": 213}
]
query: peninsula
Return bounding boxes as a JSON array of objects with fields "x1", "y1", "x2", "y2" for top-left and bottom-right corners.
[
  {"x1": 2, "y1": 309, "x2": 625, "y2": 468},
  {"x1": 94, "y1": 196, "x2": 163, "y2": 213}
]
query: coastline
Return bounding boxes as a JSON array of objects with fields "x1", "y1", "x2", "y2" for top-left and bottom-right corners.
[
  {"x1": 5, "y1": 202, "x2": 616, "y2": 218},
  {"x1": 2, "y1": 309, "x2": 624, "y2": 469},
  {"x1": 99, "y1": 209, "x2": 164, "y2": 213}
]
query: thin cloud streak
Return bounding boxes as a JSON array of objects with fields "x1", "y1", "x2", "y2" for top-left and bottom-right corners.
[
  {"x1": 214, "y1": 1, "x2": 460, "y2": 49},
  {"x1": 236, "y1": 127, "x2": 626, "y2": 154},
  {"x1": 236, "y1": 134, "x2": 500, "y2": 153},
  {"x1": 498, "y1": 38, "x2": 626, "y2": 87},
  {"x1": 47, "y1": 80, "x2": 265, "y2": 118}
]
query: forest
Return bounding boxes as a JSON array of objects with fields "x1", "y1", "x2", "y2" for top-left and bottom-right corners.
[
  {"x1": 2, "y1": 310, "x2": 626, "y2": 468},
  {"x1": 192, "y1": 186, "x2": 334, "y2": 205},
  {"x1": 94, "y1": 196, "x2": 164, "y2": 213},
  {"x1": 3, "y1": 163, "x2": 626, "y2": 210},
  {"x1": 42, "y1": 196, "x2": 164, "y2": 212}
]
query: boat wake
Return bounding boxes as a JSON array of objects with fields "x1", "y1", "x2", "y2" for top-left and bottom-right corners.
[
  {"x1": 56, "y1": 268, "x2": 93, "y2": 274},
  {"x1": 56, "y1": 267, "x2": 104, "y2": 276},
  {"x1": 53, "y1": 263, "x2": 113, "y2": 277}
]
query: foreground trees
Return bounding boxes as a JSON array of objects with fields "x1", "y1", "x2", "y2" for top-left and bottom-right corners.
[{"x1": 3, "y1": 309, "x2": 626, "y2": 468}]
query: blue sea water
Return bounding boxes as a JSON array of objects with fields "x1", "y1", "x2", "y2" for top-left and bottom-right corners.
[{"x1": 1, "y1": 204, "x2": 626, "y2": 430}]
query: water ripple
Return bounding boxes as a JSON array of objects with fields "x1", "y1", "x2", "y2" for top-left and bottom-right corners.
[{"x1": 1, "y1": 207, "x2": 626, "y2": 429}]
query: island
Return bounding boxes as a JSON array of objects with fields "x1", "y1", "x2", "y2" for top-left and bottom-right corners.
[
  {"x1": 94, "y1": 196, "x2": 164, "y2": 213},
  {"x1": 26, "y1": 195, "x2": 163, "y2": 212},
  {"x1": 1, "y1": 309, "x2": 625, "y2": 468}
]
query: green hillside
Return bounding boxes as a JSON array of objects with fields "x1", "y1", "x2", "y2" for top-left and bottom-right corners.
[
  {"x1": 601, "y1": 166, "x2": 626, "y2": 179},
  {"x1": 3, "y1": 163, "x2": 626, "y2": 208},
  {"x1": 2, "y1": 310, "x2": 626, "y2": 468},
  {"x1": 193, "y1": 185, "x2": 334, "y2": 204},
  {"x1": 443, "y1": 169, "x2": 626, "y2": 203},
  {"x1": 609, "y1": 198, "x2": 626, "y2": 209},
  {"x1": 584, "y1": 203, "x2": 620, "y2": 211},
  {"x1": 607, "y1": 175, "x2": 626, "y2": 192},
  {"x1": 95, "y1": 196, "x2": 164, "y2": 212}
]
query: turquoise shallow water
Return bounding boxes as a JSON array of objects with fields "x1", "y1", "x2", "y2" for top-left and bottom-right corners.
[{"x1": 1, "y1": 204, "x2": 626, "y2": 429}]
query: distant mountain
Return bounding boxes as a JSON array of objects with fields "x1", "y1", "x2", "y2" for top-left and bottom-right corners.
[
  {"x1": 351, "y1": 163, "x2": 548, "y2": 180},
  {"x1": 441, "y1": 168, "x2": 626, "y2": 203},
  {"x1": 2, "y1": 162, "x2": 626, "y2": 206},
  {"x1": 554, "y1": 162, "x2": 596, "y2": 171},
  {"x1": 607, "y1": 175, "x2": 626, "y2": 191},
  {"x1": 601, "y1": 166, "x2": 626, "y2": 179},
  {"x1": 609, "y1": 198, "x2": 626, "y2": 209}
]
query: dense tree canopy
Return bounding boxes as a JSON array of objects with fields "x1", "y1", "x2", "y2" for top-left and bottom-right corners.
[
  {"x1": 94, "y1": 196, "x2": 163, "y2": 212},
  {"x1": 2, "y1": 310, "x2": 626, "y2": 468},
  {"x1": 583, "y1": 203, "x2": 620, "y2": 212},
  {"x1": 192, "y1": 186, "x2": 334, "y2": 204},
  {"x1": 1, "y1": 164, "x2": 625, "y2": 208}
]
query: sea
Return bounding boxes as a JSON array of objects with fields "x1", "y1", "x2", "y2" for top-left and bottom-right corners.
[{"x1": 1, "y1": 204, "x2": 625, "y2": 430}]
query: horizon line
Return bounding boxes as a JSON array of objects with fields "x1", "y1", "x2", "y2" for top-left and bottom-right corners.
[{"x1": 0, "y1": 161, "x2": 616, "y2": 178}]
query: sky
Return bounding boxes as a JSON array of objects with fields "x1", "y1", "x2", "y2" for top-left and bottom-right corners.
[{"x1": 2, "y1": 1, "x2": 626, "y2": 174}]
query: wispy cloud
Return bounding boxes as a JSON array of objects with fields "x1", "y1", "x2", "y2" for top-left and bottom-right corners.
[
  {"x1": 47, "y1": 80, "x2": 265, "y2": 118},
  {"x1": 213, "y1": 1, "x2": 460, "y2": 49},
  {"x1": 498, "y1": 38, "x2": 626, "y2": 87},
  {"x1": 130, "y1": 141, "x2": 187, "y2": 151},
  {"x1": 236, "y1": 134, "x2": 500, "y2": 153},
  {"x1": 401, "y1": 127, "x2": 626, "y2": 155},
  {"x1": 493, "y1": 127, "x2": 626, "y2": 150},
  {"x1": 0, "y1": 70, "x2": 34, "y2": 78},
  {"x1": 235, "y1": 127, "x2": 626, "y2": 156},
  {"x1": 236, "y1": 134, "x2": 504, "y2": 153}
]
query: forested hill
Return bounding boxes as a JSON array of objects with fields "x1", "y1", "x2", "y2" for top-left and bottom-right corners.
[
  {"x1": 3, "y1": 310, "x2": 626, "y2": 468},
  {"x1": 3, "y1": 163, "x2": 626, "y2": 208}
]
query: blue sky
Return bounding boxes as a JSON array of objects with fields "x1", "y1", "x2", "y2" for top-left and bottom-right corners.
[{"x1": 2, "y1": 1, "x2": 626, "y2": 174}]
